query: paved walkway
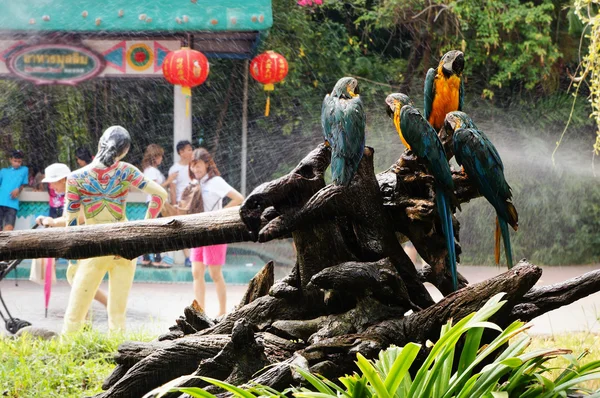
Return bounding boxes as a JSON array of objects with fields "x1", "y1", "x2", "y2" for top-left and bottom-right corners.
[{"x1": 1, "y1": 265, "x2": 598, "y2": 337}]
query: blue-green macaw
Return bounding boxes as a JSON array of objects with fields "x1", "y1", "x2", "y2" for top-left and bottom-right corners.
[
  {"x1": 321, "y1": 77, "x2": 366, "y2": 186},
  {"x1": 446, "y1": 111, "x2": 519, "y2": 268},
  {"x1": 424, "y1": 50, "x2": 465, "y2": 131},
  {"x1": 386, "y1": 93, "x2": 460, "y2": 290}
]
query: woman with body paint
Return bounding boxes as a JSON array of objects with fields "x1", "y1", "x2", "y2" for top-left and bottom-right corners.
[{"x1": 62, "y1": 126, "x2": 167, "y2": 334}]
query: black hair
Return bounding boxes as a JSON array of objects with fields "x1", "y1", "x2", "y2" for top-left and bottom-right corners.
[
  {"x1": 96, "y1": 126, "x2": 131, "y2": 166},
  {"x1": 10, "y1": 149, "x2": 23, "y2": 159},
  {"x1": 176, "y1": 140, "x2": 192, "y2": 154},
  {"x1": 75, "y1": 147, "x2": 93, "y2": 164}
]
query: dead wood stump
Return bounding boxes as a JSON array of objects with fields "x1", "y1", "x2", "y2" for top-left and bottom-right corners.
[{"x1": 82, "y1": 145, "x2": 600, "y2": 398}]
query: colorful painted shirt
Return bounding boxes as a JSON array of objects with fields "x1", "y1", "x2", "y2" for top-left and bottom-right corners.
[{"x1": 65, "y1": 161, "x2": 167, "y2": 226}]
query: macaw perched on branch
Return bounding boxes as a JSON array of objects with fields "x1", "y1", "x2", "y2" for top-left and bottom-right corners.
[
  {"x1": 424, "y1": 50, "x2": 465, "y2": 131},
  {"x1": 321, "y1": 77, "x2": 366, "y2": 186},
  {"x1": 386, "y1": 93, "x2": 460, "y2": 290},
  {"x1": 446, "y1": 111, "x2": 519, "y2": 268}
]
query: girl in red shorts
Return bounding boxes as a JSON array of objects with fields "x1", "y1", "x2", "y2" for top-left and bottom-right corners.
[{"x1": 188, "y1": 148, "x2": 244, "y2": 316}]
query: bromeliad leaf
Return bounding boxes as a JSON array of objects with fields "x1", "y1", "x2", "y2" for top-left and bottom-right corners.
[
  {"x1": 292, "y1": 366, "x2": 338, "y2": 395},
  {"x1": 382, "y1": 343, "x2": 420, "y2": 396},
  {"x1": 356, "y1": 353, "x2": 391, "y2": 398}
]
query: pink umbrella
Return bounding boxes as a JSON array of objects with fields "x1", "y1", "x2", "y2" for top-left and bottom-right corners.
[{"x1": 44, "y1": 258, "x2": 53, "y2": 318}]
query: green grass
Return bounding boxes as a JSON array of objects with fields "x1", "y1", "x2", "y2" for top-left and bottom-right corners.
[
  {"x1": 529, "y1": 332, "x2": 600, "y2": 391},
  {"x1": 0, "y1": 329, "x2": 154, "y2": 398}
]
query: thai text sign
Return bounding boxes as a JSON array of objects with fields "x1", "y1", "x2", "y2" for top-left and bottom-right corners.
[{"x1": 7, "y1": 44, "x2": 104, "y2": 85}]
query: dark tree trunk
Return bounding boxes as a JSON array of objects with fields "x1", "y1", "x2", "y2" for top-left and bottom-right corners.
[{"x1": 0, "y1": 144, "x2": 597, "y2": 398}]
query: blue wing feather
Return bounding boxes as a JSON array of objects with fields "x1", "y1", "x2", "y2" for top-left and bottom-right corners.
[
  {"x1": 498, "y1": 217, "x2": 513, "y2": 268},
  {"x1": 453, "y1": 128, "x2": 517, "y2": 267},
  {"x1": 321, "y1": 94, "x2": 334, "y2": 145},
  {"x1": 399, "y1": 104, "x2": 459, "y2": 289},
  {"x1": 453, "y1": 128, "x2": 512, "y2": 217},
  {"x1": 424, "y1": 68, "x2": 436, "y2": 122},
  {"x1": 400, "y1": 106, "x2": 455, "y2": 196},
  {"x1": 327, "y1": 96, "x2": 366, "y2": 186},
  {"x1": 437, "y1": 187, "x2": 458, "y2": 290}
]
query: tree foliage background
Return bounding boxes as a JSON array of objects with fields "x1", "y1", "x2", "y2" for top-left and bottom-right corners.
[{"x1": 0, "y1": 0, "x2": 597, "y2": 265}]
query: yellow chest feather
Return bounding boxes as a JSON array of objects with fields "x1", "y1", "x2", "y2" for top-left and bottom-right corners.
[{"x1": 430, "y1": 74, "x2": 461, "y2": 130}]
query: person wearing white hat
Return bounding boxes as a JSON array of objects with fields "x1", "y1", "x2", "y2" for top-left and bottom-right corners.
[
  {"x1": 35, "y1": 163, "x2": 108, "y2": 308},
  {"x1": 39, "y1": 163, "x2": 71, "y2": 222},
  {"x1": 41, "y1": 163, "x2": 71, "y2": 183}
]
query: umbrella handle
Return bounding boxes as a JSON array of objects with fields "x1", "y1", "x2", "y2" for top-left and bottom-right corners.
[{"x1": 44, "y1": 257, "x2": 53, "y2": 318}]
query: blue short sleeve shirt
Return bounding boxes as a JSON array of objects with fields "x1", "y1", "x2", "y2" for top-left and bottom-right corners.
[{"x1": 0, "y1": 166, "x2": 29, "y2": 210}]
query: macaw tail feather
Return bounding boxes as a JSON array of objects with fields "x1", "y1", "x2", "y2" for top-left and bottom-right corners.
[
  {"x1": 498, "y1": 217, "x2": 514, "y2": 269},
  {"x1": 506, "y1": 201, "x2": 519, "y2": 231},
  {"x1": 436, "y1": 186, "x2": 458, "y2": 290},
  {"x1": 331, "y1": 155, "x2": 355, "y2": 187},
  {"x1": 494, "y1": 218, "x2": 501, "y2": 265}
]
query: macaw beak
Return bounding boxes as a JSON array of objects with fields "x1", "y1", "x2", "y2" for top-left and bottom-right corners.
[
  {"x1": 448, "y1": 118, "x2": 460, "y2": 132},
  {"x1": 442, "y1": 51, "x2": 464, "y2": 76},
  {"x1": 348, "y1": 89, "x2": 358, "y2": 98}
]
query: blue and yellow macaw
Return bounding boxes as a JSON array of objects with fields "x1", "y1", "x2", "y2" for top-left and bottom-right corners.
[
  {"x1": 446, "y1": 111, "x2": 519, "y2": 268},
  {"x1": 424, "y1": 50, "x2": 465, "y2": 131},
  {"x1": 321, "y1": 77, "x2": 366, "y2": 186},
  {"x1": 386, "y1": 93, "x2": 460, "y2": 290}
]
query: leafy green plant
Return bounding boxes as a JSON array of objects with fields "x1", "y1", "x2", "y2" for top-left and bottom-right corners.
[{"x1": 146, "y1": 293, "x2": 600, "y2": 398}]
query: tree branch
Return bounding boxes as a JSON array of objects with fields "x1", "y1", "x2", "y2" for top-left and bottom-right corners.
[
  {"x1": 0, "y1": 207, "x2": 251, "y2": 261},
  {"x1": 509, "y1": 267, "x2": 600, "y2": 322}
]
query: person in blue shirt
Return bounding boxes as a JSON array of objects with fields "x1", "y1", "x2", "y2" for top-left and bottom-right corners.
[{"x1": 0, "y1": 149, "x2": 28, "y2": 231}]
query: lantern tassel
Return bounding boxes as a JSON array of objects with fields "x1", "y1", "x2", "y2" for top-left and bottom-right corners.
[
  {"x1": 265, "y1": 93, "x2": 270, "y2": 117},
  {"x1": 182, "y1": 86, "x2": 191, "y2": 117},
  {"x1": 264, "y1": 83, "x2": 274, "y2": 117}
]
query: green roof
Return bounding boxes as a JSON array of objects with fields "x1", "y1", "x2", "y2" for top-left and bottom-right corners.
[{"x1": 0, "y1": 0, "x2": 272, "y2": 33}]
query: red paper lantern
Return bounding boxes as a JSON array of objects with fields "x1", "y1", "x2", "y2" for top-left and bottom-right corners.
[
  {"x1": 162, "y1": 47, "x2": 209, "y2": 115},
  {"x1": 250, "y1": 51, "x2": 288, "y2": 116}
]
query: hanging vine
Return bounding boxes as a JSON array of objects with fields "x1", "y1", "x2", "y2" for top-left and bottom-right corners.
[
  {"x1": 554, "y1": 0, "x2": 600, "y2": 164},
  {"x1": 576, "y1": 1, "x2": 600, "y2": 155}
]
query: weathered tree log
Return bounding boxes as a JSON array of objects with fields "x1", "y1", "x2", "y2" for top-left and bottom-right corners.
[
  {"x1": 0, "y1": 207, "x2": 251, "y2": 261},
  {"x1": 509, "y1": 267, "x2": 600, "y2": 322},
  {"x1": 97, "y1": 329, "x2": 305, "y2": 398},
  {"x1": 159, "y1": 318, "x2": 271, "y2": 398},
  {"x1": 237, "y1": 260, "x2": 275, "y2": 309},
  {"x1": 97, "y1": 261, "x2": 562, "y2": 398}
]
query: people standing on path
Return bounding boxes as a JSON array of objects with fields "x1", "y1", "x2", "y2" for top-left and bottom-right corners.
[
  {"x1": 35, "y1": 163, "x2": 108, "y2": 308},
  {"x1": 140, "y1": 144, "x2": 178, "y2": 268},
  {"x1": 169, "y1": 140, "x2": 194, "y2": 266},
  {"x1": 61, "y1": 126, "x2": 167, "y2": 334},
  {"x1": 188, "y1": 148, "x2": 244, "y2": 316},
  {"x1": 0, "y1": 150, "x2": 28, "y2": 231}
]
